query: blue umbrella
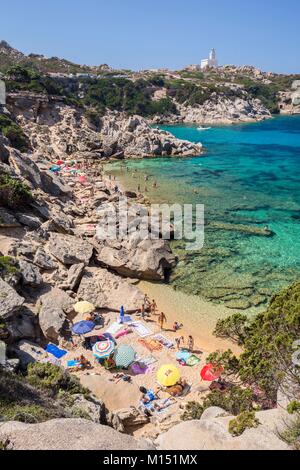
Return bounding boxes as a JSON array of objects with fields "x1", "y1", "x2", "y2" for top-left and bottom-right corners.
[
  {"x1": 120, "y1": 306, "x2": 125, "y2": 324},
  {"x1": 72, "y1": 321, "x2": 95, "y2": 335}
]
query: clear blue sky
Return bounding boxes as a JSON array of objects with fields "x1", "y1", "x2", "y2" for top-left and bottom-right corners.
[{"x1": 1, "y1": 0, "x2": 300, "y2": 73}]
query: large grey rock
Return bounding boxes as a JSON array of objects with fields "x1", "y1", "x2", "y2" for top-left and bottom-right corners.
[
  {"x1": 77, "y1": 267, "x2": 144, "y2": 311},
  {"x1": 156, "y1": 408, "x2": 291, "y2": 450},
  {"x1": 0, "y1": 207, "x2": 20, "y2": 228},
  {"x1": 39, "y1": 288, "x2": 74, "y2": 342},
  {"x1": 0, "y1": 278, "x2": 25, "y2": 319},
  {"x1": 33, "y1": 247, "x2": 57, "y2": 270},
  {"x1": 114, "y1": 406, "x2": 149, "y2": 432},
  {"x1": 95, "y1": 235, "x2": 176, "y2": 281},
  {"x1": 71, "y1": 395, "x2": 107, "y2": 424},
  {"x1": 47, "y1": 209, "x2": 75, "y2": 234},
  {"x1": 48, "y1": 233, "x2": 93, "y2": 266},
  {"x1": 0, "y1": 418, "x2": 154, "y2": 450},
  {"x1": 15, "y1": 213, "x2": 41, "y2": 229},
  {"x1": 66, "y1": 263, "x2": 85, "y2": 291},
  {"x1": 13, "y1": 340, "x2": 46, "y2": 367},
  {"x1": 6, "y1": 307, "x2": 37, "y2": 341},
  {"x1": 19, "y1": 259, "x2": 42, "y2": 287}
]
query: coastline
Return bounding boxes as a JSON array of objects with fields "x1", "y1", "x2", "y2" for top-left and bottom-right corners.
[{"x1": 104, "y1": 167, "x2": 239, "y2": 357}]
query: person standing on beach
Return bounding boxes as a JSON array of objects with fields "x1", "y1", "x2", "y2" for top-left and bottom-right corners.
[
  {"x1": 175, "y1": 336, "x2": 184, "y2": 350},
  {"x1": 188, "y1": 335, "x2": 194, "y2": 352},
  {"x1": 150, "y1": 299, "x2": 157, "y2": 315},
  {"x1": 158, "y1": 312, "x2": 167, "y2": 330}
]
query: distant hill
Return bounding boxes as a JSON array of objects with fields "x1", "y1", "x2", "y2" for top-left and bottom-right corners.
[{"x1": 0, "y1": 40, "x2": 112, "y2": 75}]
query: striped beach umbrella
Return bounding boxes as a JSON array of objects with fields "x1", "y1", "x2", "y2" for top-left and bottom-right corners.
[
  {"x1": 114, "y1": 345, "x2": 136, "y2": 368},
  {"x1": 93, "y1": 340, "x2": 115, "y2": 360}
]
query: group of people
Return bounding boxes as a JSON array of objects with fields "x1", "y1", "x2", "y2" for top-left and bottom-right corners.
[{"x1": 137, "y1": 294, "x2": 195, "y2": 352}]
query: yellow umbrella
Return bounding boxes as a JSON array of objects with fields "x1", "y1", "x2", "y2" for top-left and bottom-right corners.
[
  {"x1": 74, "y1": 301, "x2": 95, "y2": 315},
  {"x1": 157, "y1": 364, "x2": 180, "y2": 387}
]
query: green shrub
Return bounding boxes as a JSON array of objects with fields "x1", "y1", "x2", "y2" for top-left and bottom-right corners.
[
  {"x1": 228, "y1": 411, "x2": 260, "y2": 436},
  {"x1": 280, "y1": 417, "x2": 300, "y2": 450},
  {"x1": 0, "y1": 399, "x2": 50, "y2": 423},
  {"x1": 182, "y1": 386, "x2": 255, "y2": 421},
  {"x1": 0, "y1": 173, "x2": 32, "y2": 209},
  {"x1": 0, "y1": 114, "x2": 30, "y2": 152},
  {"x1": 27, "y1": 363, "x2": 89, "y2": 397},
  {"x1": 287, "y1": 400, "x2": 300, "y2": 414},
  {"x1": 0, "y1": 256, "x2": 19, "y2": 277},
  {"x1": 213, "y1": 282, "x2": 300, "y2": 402},
  {"x1": 181, "y1": 401, "x2": 205, "y2": 421}
]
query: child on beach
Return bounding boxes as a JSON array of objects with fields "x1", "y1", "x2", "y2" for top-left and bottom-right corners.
[{"x1": 150, "y1": 299, "x2": 157, "y2": 315}]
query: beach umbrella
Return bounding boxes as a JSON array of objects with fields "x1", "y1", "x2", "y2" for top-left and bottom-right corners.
[
  {"x1": 74, "y1": 301, "x2": 95, "y2": 315},
  {"x1": 120, "y1": 306, "x2": 125, "y2": 324},
  {"x1": 93, "y1": 340, "x2": 115, "y2": 360},
  {"x1": 200, "y1": 364, "x2": 223, "y2": 382},
  {"x1": 157, "y1": 364, "x2": 180, "y2": 387},
  {"x1": 114, "y1": 345, "x2": 136, "y2": 368},
  {"x1": 72, "y1": 320, "x2": 95, "y2": 336}
]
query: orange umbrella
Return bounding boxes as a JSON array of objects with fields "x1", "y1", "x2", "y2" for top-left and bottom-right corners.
[{"x1": 200, "y1": 364, "x2": 223, "y2": 381}]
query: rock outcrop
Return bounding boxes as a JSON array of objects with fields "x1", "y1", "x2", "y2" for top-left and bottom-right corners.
[
  {"x1": 48, "y1": 232, "x2": 94, "y2": 266},
  {"x1": 95, "y1": 235, "x2": 176, "y2": 281},
  {"x1": 0, "y1": 418, "x2": 154, "y2": 450},
  {"x1": 0, "y1": 278, "x2": 25, "y2": 319},
  {"x1": 77, "y1": 267, "x2": 144, "y2": 312},
  {"x1": 38, "y1": 288, "x2": 74, "y2": 342},
  {"x1": 155, "y1": 407, "x2": 291, "y2": 450}
]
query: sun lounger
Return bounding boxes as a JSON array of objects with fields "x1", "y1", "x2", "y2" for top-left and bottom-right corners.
[
  {"x1": 129, "y1": 321, "x2": 153, "y2": 337},
  {"x1": 153, "y1": 334, "x2": 174, "y2": 349}
]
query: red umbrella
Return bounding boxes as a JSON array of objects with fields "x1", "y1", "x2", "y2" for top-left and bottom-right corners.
[
  {"x1": 56, "y1": 160, "x2": 64, "y2": 165},
  {"x1": 200, "y1": 363, "x2": 223, "y2": 381}
]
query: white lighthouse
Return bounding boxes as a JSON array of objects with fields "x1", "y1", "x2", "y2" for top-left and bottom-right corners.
[{"x1": 201, "y1": 48, "x2": 218, "y2": 70}]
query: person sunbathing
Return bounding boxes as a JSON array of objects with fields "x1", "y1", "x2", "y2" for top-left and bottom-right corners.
[
  {"x1": 167, "y1": 378, "x2": 188, "y2": 397},
  {"x1": 139, "y1": 386, "x2": 159, "y2": 403}
]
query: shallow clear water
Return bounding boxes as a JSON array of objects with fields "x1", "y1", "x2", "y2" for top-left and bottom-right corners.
[{"x1": 107, "y1": 115, "x2": 300, "y2": 312}]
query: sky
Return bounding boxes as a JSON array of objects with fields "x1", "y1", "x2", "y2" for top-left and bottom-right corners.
[{"x1": 1, "y1": 0, "x2": 300, "y2": 73}]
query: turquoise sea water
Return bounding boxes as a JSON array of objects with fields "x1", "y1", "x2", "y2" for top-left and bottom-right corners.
[{"x1": 108, "y1": 115, "x2": 300, "y2": 311}]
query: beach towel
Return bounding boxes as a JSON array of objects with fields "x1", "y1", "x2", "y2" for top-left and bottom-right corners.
[
  {"x1": 67, "y1": 360, "x2": 81, "y2": 368},
  {"x1": 129, "y1": 321, "x2": 153, "y2": 338},
  {"x1": 105, "y1": 322, "x2": 124, "y2": 336},
  {"x1": 119, "y1": 315, "x2": 132, "y2": 324},
  {"x1": 176, "y1": 350, "x2": 191, "y2": 362},
  {"x1": 153, "y1": 334, "x2": 174, "y2": 349},
  {"x1": 115, "y1": 328, "x2": 132, "y2": 339},
  {"x1": 138, "y1": 339, "x2": 163, "y2": 352},
  {"x1": 130, "y1": 362, "x2": 148, "y2": 375},
  {"x1": 186, "y1": 355, "x2": 201, "y2": 367},
  {"x1": 45, "y1": 344, "x2": 67, "y2": 359},
  {"x1": 139, "y1": 355, "x2": 158, "y2": 366}
]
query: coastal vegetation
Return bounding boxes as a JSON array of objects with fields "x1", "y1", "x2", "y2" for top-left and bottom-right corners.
[
  {"x1": 0, "y1": 172, "x2": 32, "y2": 209},
  {"x1": 210, "y1": 281, "x2": 300, "y2": 403},
  {"x1": 0, "y1": 364, "x2": 90, "y2": 424},
  {"x1": 0, "y1": 114, "x2": 30, "y2": 152},
  {"x1": 228, "y1": 411, "x2": 260, "y2": 436}
]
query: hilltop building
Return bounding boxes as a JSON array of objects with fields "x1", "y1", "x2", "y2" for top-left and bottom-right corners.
[{"x1": 201, "y1": 49, "x2": 218, "y2": 70}]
